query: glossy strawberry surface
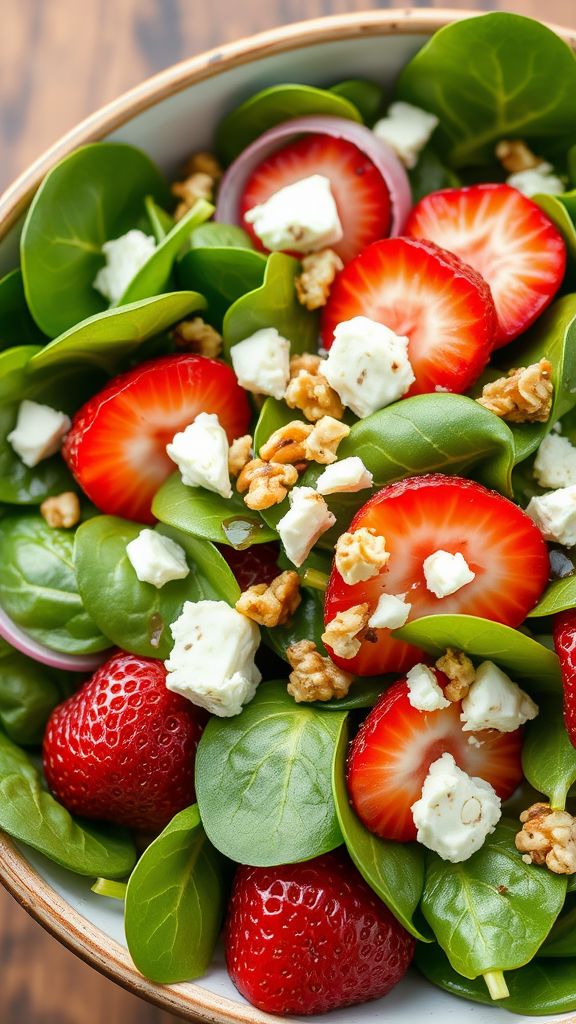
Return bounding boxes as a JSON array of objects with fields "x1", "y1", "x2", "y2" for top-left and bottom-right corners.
[{"x1": 553, "y1": 609, "x2": 576, "y2": 749}]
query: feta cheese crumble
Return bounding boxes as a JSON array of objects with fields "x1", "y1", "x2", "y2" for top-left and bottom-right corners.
[
  {"x1": 165, "y1": 600, "x2": 261, "y2": 717},
  {"x1": 368, "y1": 592, "x2": 412, "y2": 630},
  {"x1": 244, "y1": 174, "x2": 343, "y2": 254},
  {"x1": 166, "y1": 412, "x2": 231, "y2": 498},
  {"x1": 93, "y1": 229, "x2": 156, "y2": 304},
  {"x1": 526, "y1": 486, "x2": 576, "y2": 547},
  {"x1": 411, "y1": 753, "x2": 502, "y2": 863},
  {"x1": 534, "y1": 434, "x2": 576, "y2": 490},
  {"x1": 423, "y1": 550, "x2": 475, "y2": 599},
  {"x1": 277, "y1": 486, "x2": 336, "y2": 567},
  {"x1": 230, "y1": 328, "x2": 290, "y2": 400},
  {"x1": 316, "y1": 456, "x2": 373, "y2": 495},
  {"x1": 323, "y1": 316, "x2": 415, "y2": 418},
  {"x1": 126, "y1": 529, "x2": 189, "y2": 589},
  {"x1": 373, "y1": 102, "x2": 439, "y2": 169},
  {"x1": 461, "y1": 661, "x2": 539, "y2": 733},
  {"x1": 7, "y1": 399, "x2": 71, "y2": 467},
  {"x1": 507, "y1": 163, "x2": 565, "y2": 198},
  {"x1": 406, "y1": 663, "x2": 450, "y2": 712}
]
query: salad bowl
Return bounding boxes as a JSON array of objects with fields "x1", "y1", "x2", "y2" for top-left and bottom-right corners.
[{"x1": 1, "y1": 8, "x2": 576, "y2": 1024}]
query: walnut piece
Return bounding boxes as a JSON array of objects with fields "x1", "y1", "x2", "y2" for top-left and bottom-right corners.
[
  {"x1": 321, "y1": 603, "x2": 370, "y2": 660},
  {"x1": 40, "y1": 492, "x2": 81, "y2": 530},
  {"x1": 259, "y1": 420, "x2": 313, "y2": 464},
  {"x1": 295, "y1": 249, "x2": 344, "y2": 310},
  {"x1": 285, "y1": 355, "x2": 344, "y2": 422},
  {"x1": 172, "y1": 172, "x2": 214, "y2": 221},
  {"x1": 236, "y1": 459, "x2": 298, "y2": 510},
  {"x1": 477, "y1": 359, "x2": 553, "y2": 424},
  {"x1": 182, "y1": 151, "x2": 223, "y2": 180},
  {"x1": 172, "y1": 317, "x2": 223, "y2": 358},
  {"x1": 515, "y1": 802, "x2": 576, "y2": 874},
  {"x1": 435, "y1": 647, "x2": 476, "y2": 702},
  {"x1": 303, "y1": 416, "x2": 350, "y2": 465},
  {"x1": 335, "y1": 528, "x2": 390, "y2": 586},
  {"x1": 228, "y1": 435, "x2": 253, "y2": 477},
  {"x1": 495, "y1": 139, "x2": 541, "y2": 174},
  {"x1": 236, "y1": 570, "x2": 301, "y2": 627},
  {"x1": 286, "y1": 639, "x2": 354, "y2": 702}
]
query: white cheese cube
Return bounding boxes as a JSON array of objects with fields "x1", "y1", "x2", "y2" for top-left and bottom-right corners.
[
  {"x1": 373, "y1": 102, "x2": 439, "y2": 169},
  {"x1": 534, "y1": 434, "x2": 576, "y2": 490},
  {"x1": 230, "y1": 328, "x2": 290, "y2": 400},
  {"x1": 406, "y1": 663, "x2": 450, "y2": 712},
  {"x1": 93, "y1": 229, "x2": 156, "y2": 304},
  {"x1": 7, "y1": 399, "x2": 71, "y2": 468},
  {"x1": 316, "y1": 456, "x2": 373, "y2": 495},
  {"x1": 461, "y1": 661, "x2": 539, "y2": 733},
  {"x1": 323, "y1": 316, "x2": 415, "y2": 418},
  {"x1": 166, "y1": 412, "x2": 231, "y2": 498},
  {"x1": 244, "y1": 174, "x2": 343, "y2": 254},
  {"x1": 277, "y1": 486, "x2": 336, "y2": 567},
  {"x1": 411, "y1": 753, "x2": 502, "y2": 863},
  {"x1": 526, "y1": 486, "x2": 576, "y2": 547},
  {"x1": 507, "y1": 162, "x2": 565, "y2": 198},
  {"x1": 126, "y1": 529, "x2": 189, "y2": 589},
  {"x1": 423, "y1": 550, "x2": 475, "y2": 599},
  {"x1": 165, "y1": 600, "x2": 261, "y2": 717},
  {"x1": 368, "y1": 592, "x2": 411, "y2": 630}
]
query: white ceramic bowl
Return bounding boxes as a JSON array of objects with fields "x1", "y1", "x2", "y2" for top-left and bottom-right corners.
[{"x1": 0, "y1": 10, "x2": 574, "y2": 1023}]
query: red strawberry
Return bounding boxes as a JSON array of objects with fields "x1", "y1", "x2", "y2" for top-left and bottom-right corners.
[
  {"x1": 553, "y1": 610, "x2": 576, "y2": 749},
  {"x1": 239, "y1": 133, "x2": 392, "y2": 263},
  {"x1": 225, "y1": 851, "x2": 415, "y2": 1015},
  {"x1": 324, "y1": 474, "x2": 549, "y2": 677},
  {"x1": 405, "y1": 184, "x2": 566, "y2": 346},
  {"x1": 346, "y1": 674, "x2": 523, "y2": 842},
  {"x1": 320, "y1": 237, "x2": 496, "y2": 395},
  {"x1": 42, "y1": 652, "x2": 207, "y2": 830},
  {"x1": 63, "y1": 354, "x2": 251, "y2": 523},
  {"x1": 219, "y1": 541, "x2": 280, "y2": 591}
]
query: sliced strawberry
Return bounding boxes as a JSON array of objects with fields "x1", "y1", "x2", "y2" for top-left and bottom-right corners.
[
  {"x1": 405, "y1": 184, "x2": 566, "y2": 347},
  {"x1": 346, "y1": 674, "x2": 523, "y2": 842},
  {"x1": 320, "y1": 237, "x2": 496, "y2": 395},
  {"x1": 239, "y1": 133, "x2": 391, "y2": 264},
  {"x1": 324, "y1": 474, "x2": 549, "y2": 677},
  {"x1": 553, "y1": 610, "x2": 576, "y2": 750},
  {"x1": 63, "y1": 354, "x2": 251, "y2": 523}
]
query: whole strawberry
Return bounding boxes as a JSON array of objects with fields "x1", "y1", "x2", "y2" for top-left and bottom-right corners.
[
  {"x1": 224, "y1": 851, "x2": 415, "y2": 1015},
  {"x1": 553, "y1": 610, "x2": 576, "y2": 748},
  {"x1": 43, "y1": 652, "x2": 206, "y2": 830}
]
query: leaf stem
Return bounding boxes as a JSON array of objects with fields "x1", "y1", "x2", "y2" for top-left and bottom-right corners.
[
  {"x1": 301, "y1": 568, "x2": 329, "y2": 591},
  {"x1": 483, "y1": 970, "x2": 510, "y2": 1001},
  {"x1": 91, "y1": 877, "x2": 128, "y2": 901}
]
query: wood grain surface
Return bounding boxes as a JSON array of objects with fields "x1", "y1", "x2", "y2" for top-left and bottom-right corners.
[{"x1": 1, "y1": 1, "x2": 575, "y2": 1022}]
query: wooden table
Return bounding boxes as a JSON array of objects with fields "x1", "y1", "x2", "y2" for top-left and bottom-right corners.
[{"x1": 1, "y1": 0, "x2": 575, "y2": 1021}]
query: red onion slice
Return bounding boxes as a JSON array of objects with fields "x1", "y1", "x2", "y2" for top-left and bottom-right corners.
[
  {"x1": 215, "y1": 115, "x2": 412, "y2": 240},
  {"x1": 0, "y1": 605, "x2": 112, "y2": 673}
]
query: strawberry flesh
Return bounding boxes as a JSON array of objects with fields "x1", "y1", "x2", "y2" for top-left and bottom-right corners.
[{"x1": 553, "y1": 610, "x2": 576, "y2": 750}]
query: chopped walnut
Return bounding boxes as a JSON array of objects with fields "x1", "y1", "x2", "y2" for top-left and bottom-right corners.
[
  {"x1": 286, "y1": 639, "x2": 354, "y2": 702},
  {"x1": 236, "y1": 570, "x2": 301, "y2": 627},
  {"x1": 290, "y1": 353, "x2": 323, "y2": 376},
  {"x1": 303, "y1": 416, "x2": 350, "y2": 465},
  {"x1": 477, "y1": 359, "x2": 553, "y2": 424},
  {"x1": 259, "y1": 420, "x2": 313, "y2": 464},
  {"x1": 335, "y1": 528, "x2": 390, "y2": 586},
  {"x1": 172, "y1": 172, "x2": 214, "y2": 221},
  {"x1": 295, "y1": 249, "x2": 344, "y2": 310},
  {"x1": 435, "y1": 648, "x2": 476, "y2": 702},
  {"x1": 228, "y1": 435, "x2": 253, "y2": 477},
  {"x1": 172, "y1": 317, "x2": 223, "y2": 358},
  {"x1": 285, "y1": 355, "x2": 344, "y2": 422},
  {"x1": 321, "y1": 603, "x2": 370, "y2": 660},
  {"x1": 182, "y1": 151, "x2": 223, "y2": 180},
  {"x1": 236, "y1": 459, "x2": 298, "y2": 510},
  {"x1": 40, "y1": 492, "x2": 81, "y2": 529},
  {"x1": 515, "y1": 803, "x2": 576, "y2": 874},
  {"x1": 495, "y1": 139, "x2": 541, "y2": 174}
]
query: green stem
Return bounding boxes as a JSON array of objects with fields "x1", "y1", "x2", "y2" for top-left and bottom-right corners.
[
  {"x1": 550, "y1": 784, "x2": 568, "y2": 811},
  {"x1": 91, "y1": 878, "x2": 128, "y2": 901},
  {"x1": 301, "y1": 568, "x2": 329, "y2": 591},
  {"x1": 483, "y1": 970, "x2": 510, "y2": 1001}
]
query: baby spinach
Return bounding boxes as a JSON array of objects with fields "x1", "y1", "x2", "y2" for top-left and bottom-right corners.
[
  {"x1": 223, "y1": 252, "x2": 318, "y2": 358},
  {"x1": 0, "y1": 730, "x2": 136, "y2": 876},
  {"x1": 125, "y1": 804, "x2": 225, "y2": 983},
  {"x1": 144, "y1": 196, "x2": 174, "y2": 242},
  {"x1": 0, "y1": 344, "x2": 42, "y2": 403},
  {"x1": 522, "y1": 701, "x2": 576, "y2": 809},
  {"x1": 152, "y1": 471, "x2": 276, "y2": 548},
  {"x1": 313, "y1": 678, "x2": 389, "y2": 711},
  {"x1": 0, "y1": 404, "x2": 73, "y2": 505},
  {"x1": 188, "y1": 222, "x2": 254, "y2": 249},
  {"x1": 195, "y1": 680, "x2": 345, "y2": 866},
  {"x1": 264, "y1": 587, "x2": 326, "y2": 662},
  {"x1": 0, "y1": 270, "x2": 46, "y2": 349},
  {"x1": 178, "y1": 246, "x2": 266, "y2": 328},
  {"x1": 0, "y1": 652, "x2": 62, "y2": 745},
  {"x1": 408, "y1": 147, "x2": 460, "y2": 204},
  {"x1": 21, "y1": 142, "x2": 170, "y2": 337},
  {"x1": 540, "y1": 903, "x2": 576, "y2": 958},
  {"x1": 329, "y1": 79, "x2": 384, "y2": 124},
  {"x1": 528, "y1": 575, "x2": 576, "y2": 618},
  {"x1": 215, "y1": 83, "x2": 362, "y2": 164},
  {"x1": 535, "y1": 194, "x2": 576, "y2": 267},
  {"x1": 0, "y1": 514, "x2": 109, "y2": 655},
  {"x1": 396, "y1": 13, "x2": 576, "y2": 168},
  {"x1": 74, "y1": 516, "x2": 239, "y2": 659}
]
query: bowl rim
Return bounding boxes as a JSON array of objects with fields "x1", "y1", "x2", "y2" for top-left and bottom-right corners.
[{"x1": 1, "y1": 8, "x2": 575, "y2": 1023}]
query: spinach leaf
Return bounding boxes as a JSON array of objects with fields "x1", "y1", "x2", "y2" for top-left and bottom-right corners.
[
  {"x1": 396, "y1": 13, "x2": 576, "y2": 168},
  {"x1": 329, "y1": 79, "x2": 384, "y2": 124},
  {"x1": 188, "y1": 222, "x2": 254, "y2": 249},
  {"x1": 178, "y1": 246, "x2": 266, "y2": 328},
  {"x1": 522, "y1": 701, "x2": 576, "y2": 809},
  {"x1": 264, "y1": 587, "x2": 326, "y2": 662},
  {"x1": 0, "y1": 514, "x2": 109, "y2": 655},
  {"x1": 125, "y1": 804, "x2": 225, "y2": 983},
  {"x1": 396, "y1": 614, "x2": 560, "y2": 692},
  {"x1": 223, "y1": 252, "x2": 319, "y2": 358},
  {"x1": 144, "y1": 196, "x2": 174, "y2": 242},
  {"x1": 539, "y1": 904, "x2": 576, "y2": 958},
  {"x1": 332, "y1": 723, "x2": 429, "y2": 939},
  {"x1": 535, "y1": 194, "x2": 576, "y2": 267},
  {"x1": 0, "y1": 404, "x2": 73, "y2": 505},
  {"x1": 152, "y1": 471, "x2": 276, "y2": 548},
  {"x1": 195, "y1": 680, "x2": 345, "y2": 866},
  {"x1": 408, "y1": 147, "x2": 460, "y2": 204},
  {"x1": 0, "y1": 653, "x2": 61, "y2": 745},
  {"x1": 215, "y1": 84, "x2": 362, "y2": 164},
  {"x1": 0, "y1": 730, "x2": 136, "y2": 876},
  {"x1": 0, "y1": 270, "x2": 46, "y2": 349},
  {"x1": 0, "y1": 344, "x2": 42, "y2": 402},
  {"x1": 313, "y1": 678, "x2": 389, "y2": 711},
  {"x1": 74, "y1": 516, "x2": 239, "y2": 659},
  {"x1": 21, "y1": 142, "x2": 170, "y2": 337},
  {"x1": 528, "y1": 576, "x2": 576, "y2": 618}
]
